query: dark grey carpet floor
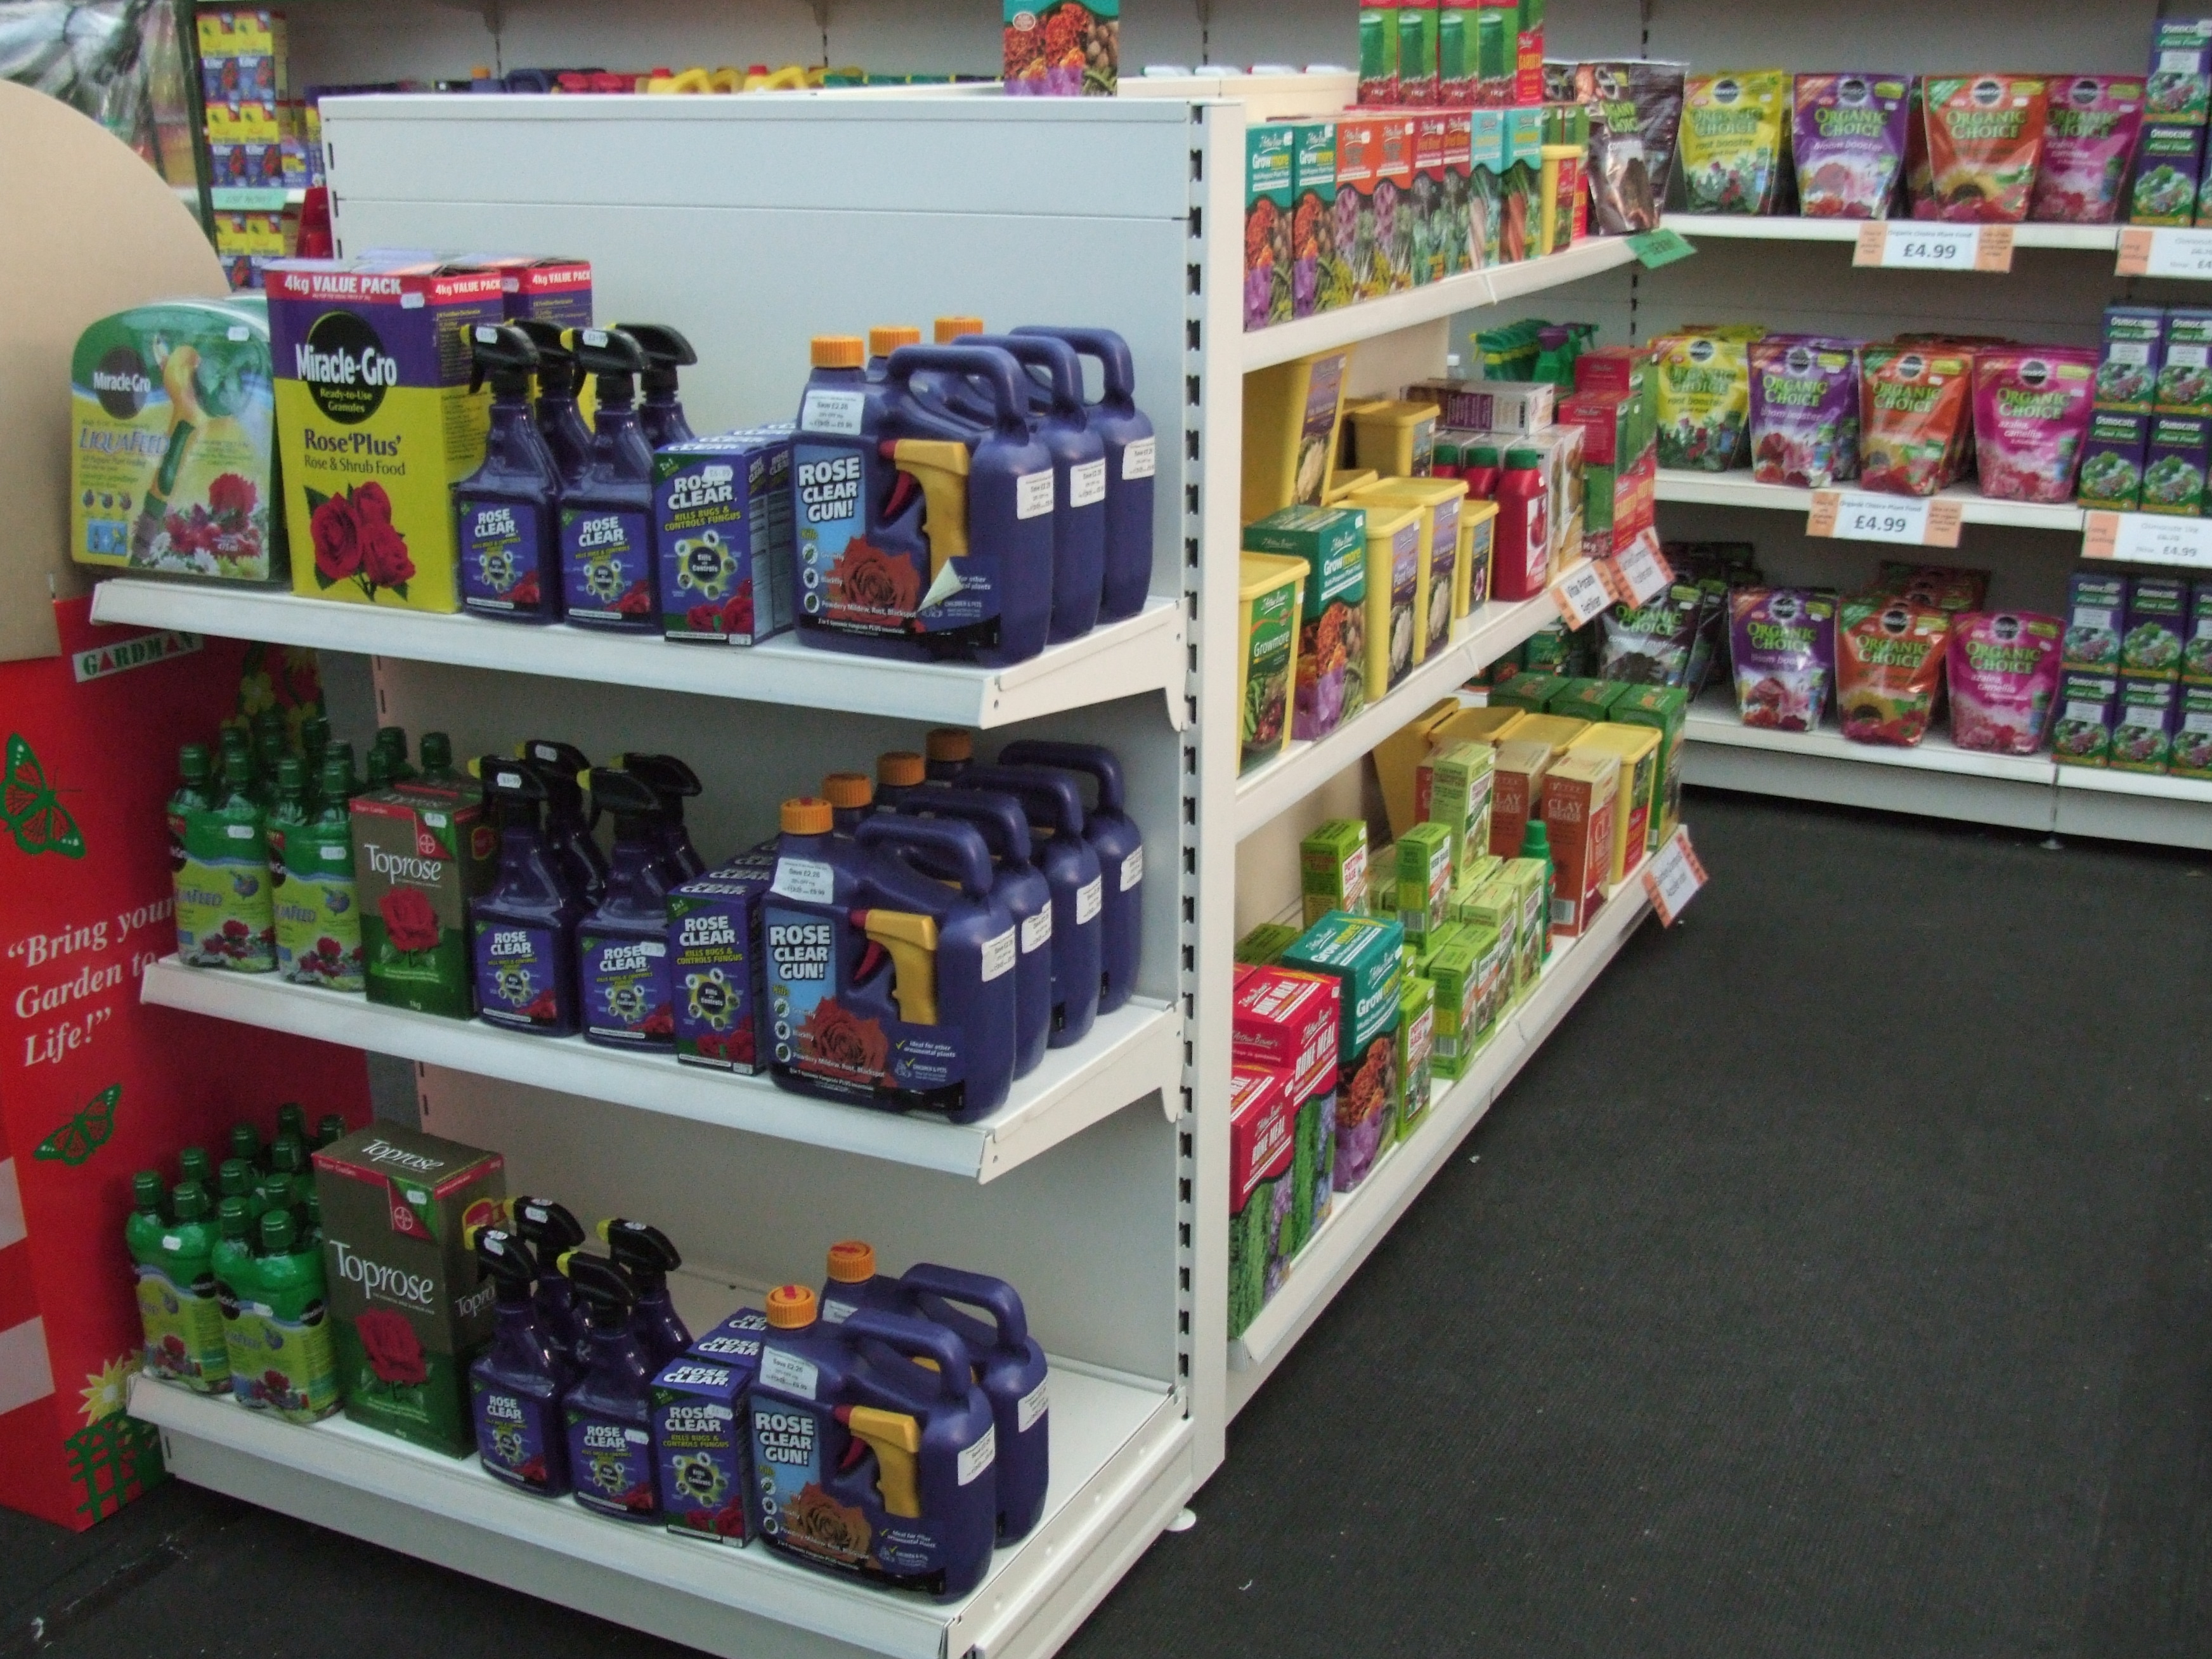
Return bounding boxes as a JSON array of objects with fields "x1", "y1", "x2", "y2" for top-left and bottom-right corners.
[{"x1": 6, "y1": 789, "x2": 2209, "y2": 1659}]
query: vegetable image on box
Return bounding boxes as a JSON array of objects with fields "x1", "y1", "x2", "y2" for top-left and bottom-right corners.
[
  {"x1": 468, "y1": 1226, "x2": 575, "y2": 1497},
  {"x1": 618, "y1": 323, "x2": 698, "y2": 450},
  {"x1": 609, "y1": 753, "x2": 706, "y2": 881},
  {"x1": 513, "y1": 320, "x2": 595, "y2": 485},
  {"x1": 577, "y1": 769, "x2": 676, "y2": 1050},
  {"x1": 793, "y1": 339, "x2": 1054, "y2": 666},
  {"x1": 888, "y1": 786, "x2": 1052, "y2": 1077},
  {"x1": 454, "y1": 324, "x2": 564, "y2": 621},
  {"x1": 747, "y1": 1284, "x2": 999, "y2": 1599},
  {"x1": 558, "y1": 1252, "x2": 660, "y2": 1521},
  {"x1": 468, "y1": 757, "x2": 587, "y2": 1036},
  {"x1": 516, "y1": 739, "x2": 608, "y2": 904},
  {"x1": 512, "y1": 1196, "x2": 589, "y2": 1365},
  {"x1": 1011, "y1": 327, "x2": 1154, "y2": 621},
  {"x1": 764, "y1": 797, "x2": 1019, "y2": 1121},
  {"x1": 995, "y1": 739, "x2": 1141, "y2": 1014},
  {"x1": 561, "y1": 327, "x2": 659, "y2": 631},
  {"x1": 955, "y1": 765, "x2": 1100, "y2": 1048},
  {"x1": 597, "y1": 1218, "x2": 691, "y2": 1371}
]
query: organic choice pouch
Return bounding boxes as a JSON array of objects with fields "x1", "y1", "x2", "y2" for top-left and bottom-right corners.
[
  {"x1": 1948, "y1": 611, "x2": 2063, "y2": 755},
  {"x1": 1750, "y1": 339, "x2": 1860, "y2": 488},
  {"x1": 1597, "y1": 583, "x2": 1701, "y2": 686},
  {"x1": 71, "y1": 300, "x2": 285, "y2": 580},
  {"x1": 1654, "y1": 333, "x2": 1753, "y2": 472},
  {"x1": 1680, "y1": 71, "x2": 1792, "y2": 214},
  {"x1": 1792, "y1": 74, "x2": 1910, "y2": 218},
  {"x1": 1971, "y1": 348, "x2": 2097, "y2": 504},
  {"x1": 2031, "y1": 75, "x2": 2144, "y2": 223},
  {"x1": 1916, "y1": 75, "x2": 2048, "y2": 223},
  {"x1": 1860, "y1": 347, "x2": 1973, "y2": 497},
  {"x1": 1730, "y1": 587, "x2": 1837, "y2": 732},
  {"x1": 1580, "y1": 60, "x2": 1682, "y2": 233},
  {"x1": 1837, "y1": 595, "x2": 1949, "y2": 746},
  {"x1": 1874, "y1": 560, "x2": 1988, "y2": 614}
]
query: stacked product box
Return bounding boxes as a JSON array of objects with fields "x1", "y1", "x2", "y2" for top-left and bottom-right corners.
[
  {"x1": 1558, "y1": 344, "x2": 1658, "y2": 559},
  {"x1": 1229, "y1": 962, "x2": 1343, "y2": 1334},
  {"x1": 2083, "y1": 305, "x2": 2164, "y2": 511},
  {"x1": 2130, "y1": 20, "x2": 2212, "y2": 228},
  {"x1": 198, "y1": 9, "x2": 305, "y2": 289},
  {"x1": 2050, "y1": 569, "x2": 2206, "y2": 771}
]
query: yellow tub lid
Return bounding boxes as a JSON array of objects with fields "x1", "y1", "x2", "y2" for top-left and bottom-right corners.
[
  {"x1": 1347, "y1": 476, "x2": 1470, "y2": 509},
  {"x1": 1428, "y1": 705, "x2": 1525, "y2": 749},
  {"x1": 1510, "y1": 713, "x2": 1591, "y2": 754},
  {"x1": 1568, "y1": 722, "x2": 1660, "y2": 762},
  {"x1": 1358, "y1": 503, "x2": 1422, "y2": 541},
  {"x1": 1346, "y1": 398, "x2": 1439, "y2": 429},
  {"x1": 1239, "y1": 550, "x2": 1308, "y2": 603},
  {"x1": 1460, "y1": 498, "x2": 1500, "y2": 528},
  {"x1": 1323, "y1": 468, "x2": 1379, "y2": 505}
]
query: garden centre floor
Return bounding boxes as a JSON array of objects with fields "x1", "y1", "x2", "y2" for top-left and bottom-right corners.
[{"x1": 5, "y1": 787, "x2": 2210, "y2": 1659}]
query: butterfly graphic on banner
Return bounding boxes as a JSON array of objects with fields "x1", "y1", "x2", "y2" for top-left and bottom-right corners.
[
  {"x1": 36, "y1": 1084, "x2": 121, "y2": 1166},
  {"x1": 4, "y1": 733, "x2": 85, "y2": 859}
]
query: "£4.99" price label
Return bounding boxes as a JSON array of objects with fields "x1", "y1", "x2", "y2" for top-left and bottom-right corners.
[
  {"x1": 1853, "y1": 221, "x2": 2015, "y2": 273},
  {"x1": 1807, "y1": 488, "x2": 1963, "y2": 549}
]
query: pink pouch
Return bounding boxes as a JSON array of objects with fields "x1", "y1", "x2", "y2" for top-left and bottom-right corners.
[
  {"x1": 1972, "y1": 347, "x2": 2098, "y2": 503},
  {"x1": 2031, "y1": 75, "x2": 2146, "y2": 224},
  {"x1": 1947, "y1": 611, "x2": 2063, "y2": 753}
]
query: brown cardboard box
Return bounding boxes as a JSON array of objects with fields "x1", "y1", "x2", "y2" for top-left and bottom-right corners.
[
  {"x1": 1487, "y1": 738, "x2": 1555, "y2": 860},
  {"x1": 1540, "y1": 751, "x2": 1619, "y2": 938}
]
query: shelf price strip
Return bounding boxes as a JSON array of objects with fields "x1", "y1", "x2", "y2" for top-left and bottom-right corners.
[
  {"x1": 1639, "y1": 826, "x2": 1708, "y2": 927},
  {"x1": 2081, "y1": 510, "x2": 2212, "y2": 570},
  {"x1": 2116, "y1": 227, "x2": 2212, "y2": 280},
  {"x1": 1806, "y1": 488, "x2": 1963, "y2": 549},
  {"x1": 1549, "y1": 560, "x2": 1611, "y2": 628},
  {"x1": 1852, "y1": 221, "x2": 2015, "y2": 273}
]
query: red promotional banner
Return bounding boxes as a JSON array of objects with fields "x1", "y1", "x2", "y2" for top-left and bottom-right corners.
[{"x1": 0, "y1": 597, "x2": 369, "y2": 1528}]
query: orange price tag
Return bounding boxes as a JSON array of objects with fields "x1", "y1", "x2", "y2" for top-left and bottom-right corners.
[
  {"x1": 1638, "y1": 826, "x2": 1707, "y2": 927},
  {"x1": 1548, "y1": 560, "x2": 1610, "y2": 628},
  {"x1": 1807, "y1": 489, "x2": 1962, "y2": 549},
  {"x1": 2116, "y1": 226, "x2": 2212, "y2": 280},
  {"x1": 1852, "y1": 222, "x2": 2012, "y2": 273}
]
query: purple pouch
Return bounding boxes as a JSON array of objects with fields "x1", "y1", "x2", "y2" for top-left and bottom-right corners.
[
  {"x1": 1792, "y1": 73, "x2": 1911, "y2": 218},
  {"x1": 1750, "y1": 338, "x2": 1862, "y2": 487},
  {"x1": 1948, "y1": 610, "x2": 2063, "y2": 755},
  {"x1": 1730, "y1": 587, "x2": 1837, "y2": 732},
  {"x1": 2032, "y1": 75, "x2": 2146, "y2": 223}
]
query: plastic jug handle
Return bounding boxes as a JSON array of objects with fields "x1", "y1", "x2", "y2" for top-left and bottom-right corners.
[
  {"x1": 898, "y1": 1263, "x2": 1029, "y2": 1351},
  {"x1": 841, "y1": 1308, "x2": 972, "y2": 1400},
  {"x1": 854, "y1": 816, "x2": 994, "y2": 900},
  {"x1": 1012, "y1": 326, "x2": 1136, "y2": 410},
  {"x1": 957, "y1": 765, "x2": 1088, "y2": 840},
  {"x1": 994, "y1": 741, "x2": 1127, "y2": 815},
  {"x1": 886, "y1": 344, "x2": 1028, "y2": 433},
  {"x1": 961, "y1": 334, "x2": 1084, "y2": 417},
  {"x1": 896, "y1": 788, "x2": 1034, "y2": 864}
]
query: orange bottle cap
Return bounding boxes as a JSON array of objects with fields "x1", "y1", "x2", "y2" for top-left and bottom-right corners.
[
  {"x1": 822, "y1": 772, "x2": 873, "y2": 809},
  {"x1": 933, "y1": 315, "x2": 986, "y2": 344},
  {"x1": 826, "y1": 1239, "x2": 876, "y2": 1283},
  {"x1": 780, "y1": 797, "x2": 835, "y2": 835},
  {"x1": 877, "y1": 750, "x2": 926, "y2": 788},
  {"x1": 810, "y1": 335, "x2": 865, "y2": 369},
  {"x1": 765, "y1": 1284, "x2": 817, "y2": 1328},
  {"x1": 925, "y1": 727, "x2": 973, "y2": 763},
  {"x1": 869, "y1": 325, "x2": 922, "y2": 358}
]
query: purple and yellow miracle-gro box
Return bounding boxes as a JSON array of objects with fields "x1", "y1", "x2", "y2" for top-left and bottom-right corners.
[{"x1": 268, "y1": 260, "x2": 505, "y2": 613}]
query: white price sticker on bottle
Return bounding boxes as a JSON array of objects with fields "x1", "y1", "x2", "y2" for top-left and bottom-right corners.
[
  {"x1": 1807, "y1": 489, "x2": 1963, "y2": 549},
  {"x1": 1638, "y1": 825, "x2": 1708, "y2": 927},
  {"x1": 2117, "y1": 226, "x2": 2212, "y2": 280},
  {"x1": 1548, "y1": 560, "x2": 1611, "y2": 628},
  {"x1": 1854, "y1": 221, "x2": 2014, "y2": 273},
  {"x1": 1597, "y1": 533, "x2": 1674, "y2": 606},
  {"x1": 2083, "y1": 510, "x2": 2212, "y2": 570}
]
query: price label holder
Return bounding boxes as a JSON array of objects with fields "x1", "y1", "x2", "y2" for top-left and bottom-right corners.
[
  {"x1": 1596, "y1": 533, "x2": 1674, "y2": 605},
  {"x1": 2116, "y1": 226, "x2": 2212, "y2": 280},
  {"x1": 1807, "y1": 488, "x2": 1964, "y2": 549},
  {"x1": 1625, "y1": 227, "x2": 1697, "y2": 270},
  {"x1": 1548, "y1": 560, "x2": 1611, "y2": 628},
  {"x1": 1638, "y1": 825, "x2": 1708, "y2": 927},
  {"x1": 2082, "y1": 510, "x2": 2212, "y2": 569},
  {"x1": 1852, "y1": 221, "x2": 2015, "y2": 273}
]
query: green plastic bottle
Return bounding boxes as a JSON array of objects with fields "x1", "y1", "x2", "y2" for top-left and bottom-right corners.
[
  {"x1": 218, "y1": 1156, "x2": 261, "y2": 1220},
  {"x1": 252, "y1": 1209, "x2": 342, "y2": 1423},
  {"x1": 130, "y1": 1175, "x2": 228, "y2": 1391},
  {"x1": 212, "y1": 1196, "x2": 268, "y2": 1409},
  {"x1": 1520, "y1": 819, "x2": 1556, "y2": 960},
  {"x1": 178, "y1": 1145, "x2": 213, "y2": 1192},
  {"x1": 302, "y1": 1191, "x2": 323, "y2": 1250},
  {"x1": 365, "y1": 747, "x2": 396, "y2": 791},
  {"x1": 313, "y1": 1112, "x2": 348, "y2": 1149},
  {"x1": 228, "y1": 1120, "x2": 264, "y2": 1170},
  {"x1": 270, "y1": 754, "x2": 364, "y2": 991},
  {"x1": 268, "y1": 1135, "x2": 313, "y2": 1225},
  {"x1": 255, "y1": 722, "x2": 290, "y2": 807},
  {"x1": 186, "y1": 732, "x2": 276, "y2": 972},
  {"x1": 275, "y1": 1102, "x2": 308, "y2": 1146},
  {"x1": 301, "y1": 715, "x2": 331, "y2": 807},
  {"x1": 374, "y1": 726, "x2": 416, "y2": 783},
  {"x1": 417, "y1": 731, "x2": 462, "y2": 788}
]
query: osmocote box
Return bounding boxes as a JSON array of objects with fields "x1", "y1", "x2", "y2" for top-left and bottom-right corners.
[{"x1": 312, "y1": 1124, "x2": 506, "y2": 1455}]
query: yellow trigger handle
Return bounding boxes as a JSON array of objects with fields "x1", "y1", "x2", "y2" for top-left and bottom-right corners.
[
  {"x1": 890, "y1": 439, "x2": 970, "y2": 583},
  {"x1": 861, "y1": 910, "x2": 937, "y2": 1025},
  {"x1": 845, "y1": 1406, "x2": 923, "y2": 1518}
]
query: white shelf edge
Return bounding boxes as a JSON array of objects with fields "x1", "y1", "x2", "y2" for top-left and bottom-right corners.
[
  {"x1": 2054, "y1": 763, "x2": 2212, "y2": 803},
  {"x1": 1683, "y1": 692, "x2": 2057, "y2": 784},
  {"x1": 140, "y1": 958, "x2": 1180, "y2": 1183},
  {"x1": 1232, "y1": 587, "x2": 1567, "y2": 840},
  {"x1": 88, "y1": 581, "x2": 1188, "y2": 732},
  {"x1": 131, "y1": 1365, "x2": 1189, "y2": 1659},
  {"x1": 1655, "y1": 469, "x2": 2089, "y2": 534},
  {"x1": 1239, "y1": 238, "x2": 1641, "y2": 371},
  {"x1": 1667, "y1": 213, "x2": 2121, "y2": 252},
  {"x1": 1225, "y1": 884, "x2": 1653, "y2": 1414}
]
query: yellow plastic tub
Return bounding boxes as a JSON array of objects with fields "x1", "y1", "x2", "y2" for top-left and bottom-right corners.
[
  {"x1": 1322, "y1": 467, "x2": 1378, "y2": 507},
  {"x1": 1345, "y1": 398, "x2": 1438, "y2": 478},
  {"x1": 1242, "y1": 348, "x2": 1353, "y2": 523},
  {"x1": 1566, "y1": 722, "x2": 1662, "y2": 888},
  {"x1": 1348, "y1": 476, "x2": 1469, "y2": 661},
  {"x1": 1458, "y1": 498, "x2": 1499, "y2": 615},
  {"x1": 1507, "y1": 712, "x2": 1591, "y2": 760},
  {"x1": 1237, "y1": 554, "x2": 1308, "y2": 773},
  {"x1": 1359, "y1": 504, "x2": 1424, "y2": 698}
]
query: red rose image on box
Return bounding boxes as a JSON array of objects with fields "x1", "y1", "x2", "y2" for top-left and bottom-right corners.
[
  {"x1": 797, "y1": 999, "x2": 890, "y2": 1085},
  {"x1": 379, "y1": 885, "x2": 441, "y2": 954},
  {"x1": 824, "y1": 540, "x2": 921, "y2": 628},
  {"x1": 308, "y1": 480, "x2": 415, "y2": 601},
  {"x1": 354, "y1": 1307, "x2": 428, "y2": 1386}
]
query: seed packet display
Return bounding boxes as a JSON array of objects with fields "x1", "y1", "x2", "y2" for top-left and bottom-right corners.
[
  {"x1": 1948, "y1": 611, "x2": 2064, "y2": 755},
  {"x1": 1681, "y1": 71, "x2": 1792, "y2": 214},
  {"x1": 1860, "y1": 347, "x2": 1974, "y2": 497},
  {"x1": 1750, "y1": 339, "x2": 1860, "y2": 488},
  {"x1": 1915, "y1": 75, "x2": 2050, "y2": 223},
  {"x1": 1654, "y1": 333, "x2": 1754, "y2": 472},
  {"x1": 1837, "y1": 595, "x2": 1949, "y2": 746},
  {"x1": 1597, "y1": 583, "x2": 1701, "y2": 685},
  {"x1": 1971, "y1": 348, "x2": 2097, "y2": 504},
  {"x1": 1792, "y1": 74, "x2": 1910, "y2": 218},
  {"x1": 1731, "y1": 587, "x2": 1837, "y2": 732},
  {"x1": 2032, "y1": 75, "x2": 2145, "y2": 223}
]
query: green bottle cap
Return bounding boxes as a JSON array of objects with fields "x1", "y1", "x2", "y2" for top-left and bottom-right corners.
[
  {"x1": 1504, "y1": 446, "x2": 1543, "y2": 471},
  {"x1": 1521, "y1": 820, "x2": 1551, "y2": 855},
  {"x1": 228, "y1": 1122, "x2": 262, "y2": 1163},
  {"x1": 179, "y1": 744, "x2": 211, "y2": 784},
  {"x1": 259, "y1": 1209, "x2": 297, "y2": 1253},
  {"x1": 374, "y1": 726, "x2": 408, "y2": 761},
  {"x1": 365, "y1": 749, "x2": 394, "y2": 789},
  {"x1": 179, "y1": 1147, "x2": 212, "y2": 1187},
  {"x1": 276, "y1": 1103, "x2": 306, "y2": 1142},
  {"x1": 255, "y1": 1174, "x2": 290, "y2": 1214},
  {"x1": 270, "y1": 1136, "x2": 306, "y2": 1176},
  {"x1": 219, "y1": 1196, "x2": 252, "y2": 1239},
  {"x1": 1470, "y1": 443, "x2": 1502, "y2": 467},
  {"x1": 218, "y1": 1157, "x2": 254, "y2": 1199},
  {"x1": 172, "y1": 1183, "x2": 209, "y2": 1221},
  {"x1": 418, "y1": 732, "x2": 453, "y2": 774},
  {"x1": 318, "y1": 754, "x2": 355, "y2": 802},
  {"x1": 275, "y1": 755, "x2": 304, "y2": 798},
  {"x1": 315, "y1": 1113, "x2": 347, "y2": 1148},
  {"x1": 133, "y1": 1169, "x2": 165, "y2": 1210}
]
